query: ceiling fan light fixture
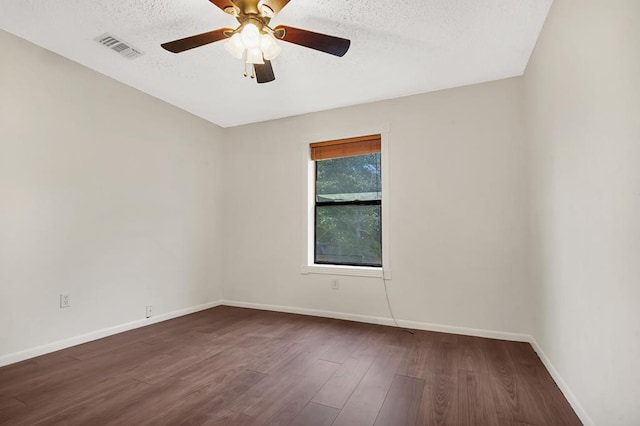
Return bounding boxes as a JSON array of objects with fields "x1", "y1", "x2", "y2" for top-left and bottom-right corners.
[
  {"x1": 246, "y1": 47, "x2": 265, "y2": 64},
  {"x1": 224, "y1": 33, "x2": 245, "y2": 59},
  {"x1": 260, "y1": 33, "x2": 281, "y2": 60}
]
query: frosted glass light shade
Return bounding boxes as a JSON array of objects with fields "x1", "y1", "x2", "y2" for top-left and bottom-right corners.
[
  {"x1": 224, "y1": 24, "x2": 280, "y2": 65},
  {"x1": 240, "y1": 23, "x2": 260, "y2": 49},
  {"x1": 224, "y1": 33, "x2": 245, "y2": 59},
  {"x1": 260, "y1": 34, "x2": 281, "y2": 60},
  {"x1": 246, "y1": 47, "x2": 264, "y2": 64}
]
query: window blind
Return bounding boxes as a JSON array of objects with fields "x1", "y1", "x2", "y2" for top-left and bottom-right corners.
[{"x1": 310, "y1": 134, "x2": 381, "y2": 161}]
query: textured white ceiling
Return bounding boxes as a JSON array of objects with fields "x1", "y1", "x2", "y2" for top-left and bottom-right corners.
[{"x1": 0, "y1": 0, "x2": 552, "y2": 127}]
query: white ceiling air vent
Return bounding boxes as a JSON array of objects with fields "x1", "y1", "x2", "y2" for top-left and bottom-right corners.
[{"x1": 94, "y1": 33, "x2": 143, "y2": 59}]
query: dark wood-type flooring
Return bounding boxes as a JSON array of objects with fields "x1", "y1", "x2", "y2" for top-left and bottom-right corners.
[{"x1": 0, "y1": 306, "x2": 581, "y2": 425}]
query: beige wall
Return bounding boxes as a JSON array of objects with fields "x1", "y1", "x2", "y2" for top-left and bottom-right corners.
[
  {"x1": 0, "y1": 30, "x2": 226, "y2": 358},
  {"x1": 524, "y1": 0, "x2": 640, "y2": 424},
  {"x1": 222, "y1": 78, "x2": 533, "y2": 336}
]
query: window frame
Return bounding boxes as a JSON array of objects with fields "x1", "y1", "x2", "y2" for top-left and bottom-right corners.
[{"x1": 302, "y1": 130, "x2": 391, "y2": 279}]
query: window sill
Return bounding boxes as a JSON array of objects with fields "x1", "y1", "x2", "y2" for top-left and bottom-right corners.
[{"x1": 301, "y1": 264, "x2": 391, "y2": 279}]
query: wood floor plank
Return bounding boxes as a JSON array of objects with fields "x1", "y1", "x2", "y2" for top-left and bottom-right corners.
[
  {"x1": 59, "y1": 328, "x2": 159, "y2": 361},
  {"x1": 13, "y1": 376, "x2": 145, "y2": 425},
  {"x1": 313, "y1": 322, "x2": 365, "y2": 357},
  {"x1": 312, "y1": 329, "x2": 384, "y2": 409},
  {"x1": 202, "y1": 410, "x2": 255, "y2": 426},
  {"x1": 143, "y1": 369, "x2": 266, "y2": 425},
  {"x1": 0, "y1": 355, "x2": 79, "y2": 398},
  {"x1": 332, "y1": 344, "x2": 406, "y2": 426},
  {"x1": 234, "y1": 357, "x2": 340, "y2": 424},
  {"x1": 246, "y1": 339, "x2": 303, "y2": 375},
  {"x1": 457, "y1": 334, "x2": 491, "y2": 373},
  {"x1": 484, "y1": 339, "x2": 551, "y2": 425},
  {"x1": 26, "y1": 378, "x2": 151, "y2": 425},
  {"x1": 98, "y1": 378, "x2": 205, "y2": 425},
  {"x1": 0, "y1": 306, "x2": 582, "y2": 425},
  {"x1": 414, "y1": 333, "x2": 461, "y2": 425},
  {"x1": 0, "y1": 397, "x2": 28, "y2": 424},
  {"x1": 248, "y1": 324, "x2": 337, "y2": 376},
  {"x1": 289, "y1": 402, "x2": 340, "y2": 426},
  {"x1": 456, "y1": 369, "x2": 501, "y2": 425},
  {"x1": 503, "y1": 342, "x2": 582, "y2": 426},
  {"x1": 374, "y1": 374, "x2": 424, "y2": 426},
  {"x1": 397, "y1": 330, "x2": 435, "y2": 379},
  {"x1": 11, "y1": 342, "x2": 155, "y2": 406},
  {"x1": 128, "y1": 337, "x2": 224, "y2": 384},
  {"x1": 417, "y1": 370, "x2": 458, "y2": 425}
]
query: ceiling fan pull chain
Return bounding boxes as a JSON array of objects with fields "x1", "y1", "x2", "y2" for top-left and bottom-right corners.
[{"x1": 243, "y1": 62, "x2": 249, "y2": 78}]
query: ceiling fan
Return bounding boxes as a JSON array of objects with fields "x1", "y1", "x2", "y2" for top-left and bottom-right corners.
[{"x1": 161, "y1": 0, "x2": 351, "y2": 84}]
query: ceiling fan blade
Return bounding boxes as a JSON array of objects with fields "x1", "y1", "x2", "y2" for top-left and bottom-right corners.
[
  {"x1": 262, "y1": 0, "x2": 292, "y2": 14},
  {"x1": 254, "y1": 60, "x2": 276, "y2": 83},
  {"x1": 274, "y1": 25, "x2": 350, "y2": 57},
  {"x1": 161, "y1": 28, "x2": 231, "y2": 53}
]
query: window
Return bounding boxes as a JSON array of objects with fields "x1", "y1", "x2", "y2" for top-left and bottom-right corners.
[{"x1": 311, "y1": 135, "x2": 382, "y2": 267}]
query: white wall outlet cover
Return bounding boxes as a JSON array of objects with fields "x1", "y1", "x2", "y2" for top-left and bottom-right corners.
[{"x1": 145, "y1": 305, "x2": 153, "y2": 318}]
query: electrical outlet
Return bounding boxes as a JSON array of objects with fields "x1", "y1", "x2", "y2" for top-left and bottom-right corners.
[
  {"x1": 146, "y1": 305, "x2": 153, "y2": 318},
  {"x1": 60, "y1": 294, "x2": 70, "y2": 309},
  {"x1": 331, "y1": 279, "x2": 339, "y2": 290}
]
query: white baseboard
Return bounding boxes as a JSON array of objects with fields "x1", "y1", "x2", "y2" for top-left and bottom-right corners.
[
  {"x1": 0, "y1": 300, "x2": 223, "y2": 368},
  {"x1": 528, "y1": 337, "x2": 594, "y2": 426},
  {"x1": 221, "y1": 299, "x2": 532, "y2": 342}
]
